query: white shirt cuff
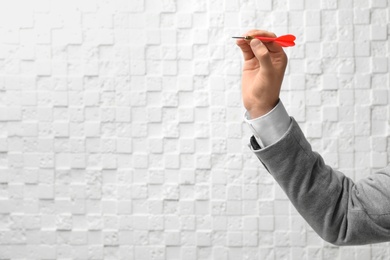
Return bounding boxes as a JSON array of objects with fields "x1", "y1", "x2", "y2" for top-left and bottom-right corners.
[{"x1": 244, "y1": 100, "x2": 291, "y2": 148}]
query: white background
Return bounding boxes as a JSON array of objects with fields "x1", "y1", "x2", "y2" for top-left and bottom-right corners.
[{"x1": 0, "y1": 0, "x2": 389, "y2": 259}]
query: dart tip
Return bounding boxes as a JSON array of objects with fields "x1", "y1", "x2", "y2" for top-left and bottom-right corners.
[{"x1": 232, "y1": 36, "x2": 253, "y2": 40}]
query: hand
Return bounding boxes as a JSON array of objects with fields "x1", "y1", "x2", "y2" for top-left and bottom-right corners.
[{"x1": 236, "y1": 29, "x2": 288, "y2": 118}]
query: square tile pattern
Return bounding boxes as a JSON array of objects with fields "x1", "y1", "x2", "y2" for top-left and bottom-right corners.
[{"x1": 0, "y1": 0, "x2": 389, "y2": 259}]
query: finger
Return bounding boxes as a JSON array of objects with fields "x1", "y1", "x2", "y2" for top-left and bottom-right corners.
[
  {"x1": 236, "y1": 38, "x2": 255, "y2": 61},
  {"x1": 246, "y1": 29, "x2": 276, "y2": 38},
  {"x1": 250, "y1": 39, "x2": 273, "y2": 70},
  {"x1": 246, "y1": 29, "x2": 284, "y2": 53},
  {"x1": 262, "y1": 41, "x2": 284, "y2": 54}
]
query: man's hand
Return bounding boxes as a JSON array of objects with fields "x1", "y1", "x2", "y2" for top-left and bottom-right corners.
[{"x1": 236, "y1": 29, "x2": 288, "y2": 118}]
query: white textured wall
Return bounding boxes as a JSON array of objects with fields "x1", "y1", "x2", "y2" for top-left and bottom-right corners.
[{"x1": 0, "y1": 0, "x2": 389, "y2": 259}]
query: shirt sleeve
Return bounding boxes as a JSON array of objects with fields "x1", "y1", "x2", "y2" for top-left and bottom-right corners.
[{"x1": 244, "y1": 100, "x2": 291, "y2": 148}]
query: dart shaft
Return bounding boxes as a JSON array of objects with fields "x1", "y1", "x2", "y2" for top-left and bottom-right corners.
[{"x1": 232, "y1": 36, "x2": 284, "y2": 41}]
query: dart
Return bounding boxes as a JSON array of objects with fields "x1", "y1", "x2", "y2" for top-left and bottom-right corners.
[{"x1": 232, "y1": 34, "x2": 296, "y2": 47}]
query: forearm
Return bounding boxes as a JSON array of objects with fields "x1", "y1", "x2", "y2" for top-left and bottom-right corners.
[{"x1": 250, "y1": 118, "x2": 390, "y2": 245}]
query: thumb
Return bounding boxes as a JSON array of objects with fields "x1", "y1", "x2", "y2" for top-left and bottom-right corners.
[{"x1": 250, "y1": 39, "x2": 273, "y2": 70}]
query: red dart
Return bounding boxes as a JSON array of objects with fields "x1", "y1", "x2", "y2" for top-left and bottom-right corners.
[{"x1": 232, "y1": 34, "x2": 296, "y2": 47}]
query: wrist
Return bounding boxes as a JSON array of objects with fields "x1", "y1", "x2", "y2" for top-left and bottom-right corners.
[
  {"x1": 248, "y1": 108, "x2": 272, "y2": 119},
  {"x1": 247, "y1": 100, "x2": 279, "y2": 119}
]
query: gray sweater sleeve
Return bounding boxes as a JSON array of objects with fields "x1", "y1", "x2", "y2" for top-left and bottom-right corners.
[{"x1": 251, "y1": 118, "x2": 390, "y2": 245}]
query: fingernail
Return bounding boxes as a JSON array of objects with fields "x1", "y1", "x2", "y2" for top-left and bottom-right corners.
[{"x1": 250, "y1": 39, "x2": 262, "y2": 47}]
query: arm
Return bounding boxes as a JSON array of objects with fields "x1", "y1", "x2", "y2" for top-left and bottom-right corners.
[
  {"x1": 252, "y1": 117, "x2": 390, "y2": 245},
  {"x1": 237, "y1": 29, "x2": 390, "y2": 245}
]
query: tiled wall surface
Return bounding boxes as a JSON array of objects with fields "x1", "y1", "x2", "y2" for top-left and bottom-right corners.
[{"x1": 0, "y1": 0, "x2": 389, "y2": 259}]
